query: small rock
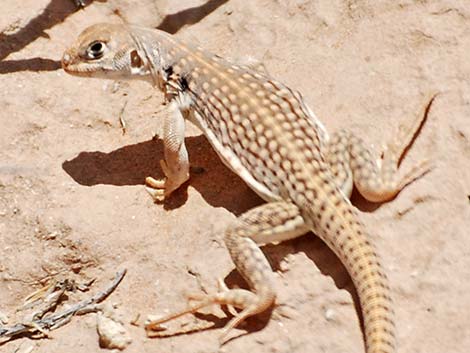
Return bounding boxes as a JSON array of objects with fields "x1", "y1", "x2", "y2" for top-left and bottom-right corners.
[
  {"x1": 324, "y1": 308, "x2": 336, "y2": 321},
  {"x1": 97, "y1": 311, "x2": 132, "y2": 350}
]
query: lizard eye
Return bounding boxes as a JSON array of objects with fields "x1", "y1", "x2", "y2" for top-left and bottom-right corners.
[{"x1": 86, "y1": 41, "x2": 106, "y2": 59}]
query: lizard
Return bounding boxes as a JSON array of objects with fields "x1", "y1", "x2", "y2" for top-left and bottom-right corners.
[{"x1": 61, "y1": 23, "x2": 435, "y2": 353}]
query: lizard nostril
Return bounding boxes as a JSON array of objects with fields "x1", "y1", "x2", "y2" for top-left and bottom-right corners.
[{"x1": 62, "y1": 53, "x2": 71, "y2": 67}]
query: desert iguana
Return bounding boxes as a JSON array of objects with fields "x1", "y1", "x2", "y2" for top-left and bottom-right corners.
[{"x1": 62, "y1": 23, "x2": 435, "y2": 353}]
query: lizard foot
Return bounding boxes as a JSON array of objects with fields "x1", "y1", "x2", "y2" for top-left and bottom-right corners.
[
  {"x1": 145, "y1": 160, "x2": 189, "y2": 202},
  {"x1": 145, "y1": 285, "x2": 272, "y2": 344}
]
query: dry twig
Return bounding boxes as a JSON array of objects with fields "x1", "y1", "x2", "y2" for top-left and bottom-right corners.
[{"x1": 0, "y1": 269, "x2": 126, "y2": 343}]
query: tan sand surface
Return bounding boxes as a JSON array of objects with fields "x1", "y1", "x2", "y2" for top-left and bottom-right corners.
[{"x1": 1, "y1": 1, "x2": 469, "y2": 352}]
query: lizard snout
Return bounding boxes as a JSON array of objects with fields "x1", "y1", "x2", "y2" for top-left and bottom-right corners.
[{"x1": 61, "y1": 52, "x2": 72, "y2": 69}]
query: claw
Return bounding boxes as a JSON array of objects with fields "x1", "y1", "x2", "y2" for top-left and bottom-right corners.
[
  {"x1": 397, "y1": 159, "x2": 433, "y2": 190},
  {"x1": 145, "y1": 186, "x2": 165, "y2": 202},
  {"x1": 217, "y1": 279, "x2": 238, "y2": 316},
  {"x1": 144, "y1": 159, "x2": 189, "y2": 202},
  {"x1": 145, "y1": 315, "x2": 169, "y2": 335},
  {"x1": 145, "y1": 296, "x2": 212, "y2": 335},
  {"x1": 145, "y1": 176, "x2": 166, "y2": 188},
  {"x1": 386, "y1": 92, "x2": 438, "y2": 168},
  {"x1": 145, "y1": 175, "x2": 168, "y2": 202}
]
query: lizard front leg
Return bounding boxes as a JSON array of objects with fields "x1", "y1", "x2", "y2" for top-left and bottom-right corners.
[
  {"x1": 146, "y1": 100, "x2": 190, "y2": 202},
  {"x1": 146, "y1": 201, "x2": 308, "y2": 342}
]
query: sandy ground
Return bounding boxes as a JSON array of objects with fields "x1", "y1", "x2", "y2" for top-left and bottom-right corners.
[{"x1": 1, "y1": 1, "x2": 470, "y2": 352}]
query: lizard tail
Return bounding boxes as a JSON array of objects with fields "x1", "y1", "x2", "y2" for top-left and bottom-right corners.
[{"x1": 307, "y1": 198, "x2": 396, "y2": 353}]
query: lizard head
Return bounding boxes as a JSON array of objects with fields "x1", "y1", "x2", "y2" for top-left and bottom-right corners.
[{"x1": 62, "y1": 23, "x2": 152, "y2": 80}]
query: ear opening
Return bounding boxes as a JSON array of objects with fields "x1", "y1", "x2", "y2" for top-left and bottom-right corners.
[{"x1": 130, "y1": 50, "x2": 143, "y2": 69}]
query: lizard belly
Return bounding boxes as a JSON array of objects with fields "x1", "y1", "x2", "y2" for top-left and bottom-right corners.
[{"x1": 189, "y1": 110, "x2": 281, "y2": 203}]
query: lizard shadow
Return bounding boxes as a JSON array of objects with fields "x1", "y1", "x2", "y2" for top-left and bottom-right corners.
[
  {"x1": 152, "y1": 235, "x2": 366, "y2": 340},
  {"x1": 61, "y1": 133, "x2": 386, "y2": 215},
  {"x1": 350, "y1": 189, "x2": 382, "y2": 212},
  {"x1": 150, "y1": 306, "x2": 274, "y2": 341},
  {"x1": 217, "y1": 235, "x2": 364, "y2": 340},
  {"x1": 156, "y1": 0, "x2": 230, "y2": 34},
  {"x1": 152, "y1": 233, "x2": 357, "y2": 341},
  {"x1": 62, "y1": 134, "x2": 388, "y2": 340},
  {"x1": 62, "y1": 135, "x2": 263, "y2": 215}
]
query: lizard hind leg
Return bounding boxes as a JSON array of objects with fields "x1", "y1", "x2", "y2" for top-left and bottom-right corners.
[
  {"x1": 325, "y1": 93, "x2": 438, "y2": 203},
  {"x1": 146, "y1": 201, "x2": 308, "y2": 342},
  {"x1": 379, "y1": 93, "x2": 438, "y2": 192}
]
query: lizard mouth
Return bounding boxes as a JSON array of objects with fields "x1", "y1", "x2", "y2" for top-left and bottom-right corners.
[
  {"x1": 61, "y1": 53, "x2": 108, "y2": 77},
  {"x1": 62, "y1": 65, "x2": 98, "y2": 77},
  {"x1": 61, "y1": 52, "x2": 79, "y2": 72},
  {"x1": 61, "y1": 52, "x2": 99, "y2": 76},
  {"x1": 61, "y1": 52, "x2": 85, "y2": 76}
]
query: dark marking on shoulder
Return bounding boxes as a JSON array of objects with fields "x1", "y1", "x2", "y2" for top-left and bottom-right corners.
[
  {"x1": 179, "y1": 75, "x2": 189, "y2": 91},
  {"x1": 163, "y1": 65, "x2": 173, "y2": 80}
]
